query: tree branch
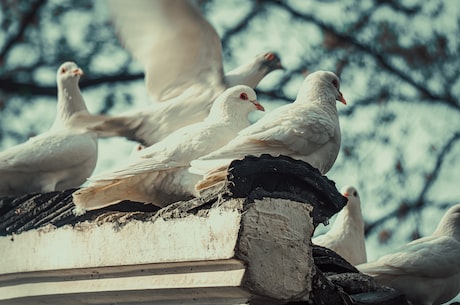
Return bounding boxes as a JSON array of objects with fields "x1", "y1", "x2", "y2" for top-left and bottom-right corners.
[
  {"x1": 220, "y1": 3, "x2": 260, "y2": 49},
  {"x1": 0, "y1": 0, "x2": 47, "y2": 61},
  {"x1": 0, "y1": 73, "x2": 144, "y2": 97},
  {"x1": 365, "y1": 132, "x2": 460, "y2": 236},
  {"x1": 267, "y1": 0, "x2": 459, "y2": 111}
]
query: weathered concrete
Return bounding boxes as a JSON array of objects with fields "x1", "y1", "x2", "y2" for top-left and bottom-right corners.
[
  {"x1": 1, "y1": 202, "x2": 242, "y2": 274},
  {"x1": 0, "y1": 197, "x2": 319, "y2": 304},
  {"x1": 0, "y1": 155, "x2": 409, "y2": 304},
  {"x1": 237, "y1": 198, "x2": 315, "y2": 301}
]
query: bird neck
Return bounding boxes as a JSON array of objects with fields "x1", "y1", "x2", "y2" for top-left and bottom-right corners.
[
  {"x1": 433, "y1": 219, "x2": 460, "y2": 241},
  {"x1": 225, "y1": 64, "x2": 265, "y2": 88},
  {"x1": 206, "y1": 102, "x2": 252, "y2": 130},
  {"x1": 52, "y1": 81, "x2": 88, "y2": 129},
  {"x1": 297, "y1": 84, "x2": 338, "y2": 111},
  {"x1": 329, "y1": 203, "x2": 364, "y2": 235}
]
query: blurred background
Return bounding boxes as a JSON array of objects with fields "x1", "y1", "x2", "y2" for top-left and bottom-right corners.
[{"x1": 0, "y1": 0, "x2": 459, "y2": 274}]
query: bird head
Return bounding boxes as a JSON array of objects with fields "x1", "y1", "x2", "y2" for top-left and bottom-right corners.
[
  {"x1": 434, "y1": 204, "x2": 460, "y2": 240},
  {"x1": 260, "y1": 51, "x2": 284, "y2": 72},
  {"x1": 341, "y1": 185, "x2": 361, "y2": 210},
  {"x1": 228, "y1": 85, "x2": 264, "y2": 112},
  {"x1": 303, "y1": 70, "x2": 347, "y2": 105},
  {"x1": 210, "y1": 85, "x2": 265, "y2": 119},
  {"x1": 57, "y1": 62, "x2": 84, "y2": 83}
]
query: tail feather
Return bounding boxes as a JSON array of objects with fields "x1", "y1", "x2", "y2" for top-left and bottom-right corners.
[
  {"x1": 72, "y1": 179, "x2": 126, "y2": 211},
  {"x1": 194, "y1": 164, "x2": 229, "y2": 194},
  {"x1": 189, "y1": 158, "x2": 232, "y2": 175}
]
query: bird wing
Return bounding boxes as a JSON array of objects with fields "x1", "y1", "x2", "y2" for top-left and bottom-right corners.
[
  {"x1": 108, "y1": 0, "x2": 225, "y2": 101},
  {"x1": 201, "y1": 102, "x2": 336, "y2": 160},
  {"x1": 91, "y1": 118, "x2": 234, "y2": 181},
  {"x1": 69, "y1": 89, "x2": 217, "y2": 146},
  {"x1": 358, "y1": 236, "x2": 460, "y2": 278},
  {"x1": 0, "y1": 131, "x2": 96, "y2": 173}
]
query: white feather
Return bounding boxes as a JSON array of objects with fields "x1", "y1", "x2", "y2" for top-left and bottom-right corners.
[{"x1": 357, "y1": 204, "x2": 460, "y2": 305}]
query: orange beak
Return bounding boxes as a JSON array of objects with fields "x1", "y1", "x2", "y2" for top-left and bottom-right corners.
[
  {"x1": 73, "y1": 68, "x2": 84, "y2": 76},
  {"x1": 338, "y1": 91, "x2": 347, "y2": 105},
  {"x1": 252, "y1": 100, "x2": 265, "y2": 111},
  {"x1": 343, "y1": 192, "x2": 349, "y2": 198}
]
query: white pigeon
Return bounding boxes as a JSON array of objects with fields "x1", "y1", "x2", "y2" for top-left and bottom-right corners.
[
  {"x1": 191, "y1": 70, "x2": 347, "y2": 192},
  {"x1": 107, "y1": 0, "x2": 283, "y2": 101},
  {"x1": 70, "y1": 52, "x2": 282, "y2": 146},
  {"x1": 312, "y1": 185, "x2": 367, "y2": 265},
  {"x1": 69, "y1": 0, "x2": 282, "y2": 146},
  {"x1": 357, "y1": 204, "x2": 460, "y2": 305},
  {"x1": 72, "y1": 85, "x2": 264, "y2": 211},
  {"x1": 0, "y1": 62, "x2": 98, "y2": 197}
]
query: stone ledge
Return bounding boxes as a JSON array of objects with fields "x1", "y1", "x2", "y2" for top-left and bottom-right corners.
[{"x1": 0, "y1": 155, "x2": 410, "y2": 304}]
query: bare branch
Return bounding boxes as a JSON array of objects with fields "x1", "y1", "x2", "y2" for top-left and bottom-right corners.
[
  {"x1": 220, "y1": 3, "x2": 260, "y2": 49},
  {"x1": 0, "y1": 73, "x2": 144, "y2": 97},
  {"x1": 267, "y1": 0, "x2": 460, "y2": 111},
  {"x1": 365, "y1": 132, "x2": 460, "y2": 236},
  {"x1": 0, "y1": 0, "x2": 47, "y2": 61}
]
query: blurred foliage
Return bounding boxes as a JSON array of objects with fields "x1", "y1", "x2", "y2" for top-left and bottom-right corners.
[{"x1": 0, "y1": 0, "x2": 459, "y2": 258}]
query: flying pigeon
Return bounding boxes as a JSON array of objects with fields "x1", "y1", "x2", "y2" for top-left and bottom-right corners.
[
  {"x1": 0, "y1": 62, "x2": 98, "y2": 196},
  {"x1": 224, "y1": 52, "x2": 284, "y2": 88},
  {"x1": 357, "y1": 204, "x2": 460, "y2": 305},
  {"x1": 72, "y1": 85, "x2": 264, "y2": 211},
  {"x1": 107, "y1": 0, "x2": 225, "y2": 102},
  {"x1": 191, "y1": 70, "x2": 346, "y2": 192},
  {"x1": 70, "y1": 52, "x2": 281, "y2": 147},
  {"x1": 312, "y1": 186, "x2": 367, "y2": 265},
  {"x1": 69, "y1": 0, "x2": 282, "y2": 146}
]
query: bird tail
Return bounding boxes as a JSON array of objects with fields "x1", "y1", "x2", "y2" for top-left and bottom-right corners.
[
  {"x1": 194, "y1": 164, "x2": 230, "y2": 194},
  {"x1": 189, "y1": 158, "x2": 232, "y2": 175},
  {"x1": 72, "y1": 179, "x2": 127, "y2": 212}
]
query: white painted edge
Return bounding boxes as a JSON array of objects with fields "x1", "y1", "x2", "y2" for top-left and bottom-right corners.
[
  {"x1": 0, "y1": 205, "x2": 242, "y2": 274},
  {"x1": 0, "y1": 261, "x2": 246, "y2": 301}
]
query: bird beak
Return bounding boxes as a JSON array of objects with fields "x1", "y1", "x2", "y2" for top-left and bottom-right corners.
[
  {"x1": 73, "y1": 68, "x2": 84, "y2": 76},
  {"x1": 337, "y1": 91, "x2": 347, "y2": 105},
  {"x1": 276, "y1": 62, "x2": 285, "y2": 71},
  {"x1": 343, "y1": 192, "x2": 349, "y2": 198},
  {"x1": 252, "y1": 100, "x2": 265, "y2": 111}
]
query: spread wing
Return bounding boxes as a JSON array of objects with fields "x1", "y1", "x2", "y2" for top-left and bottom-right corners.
[
  {"x1": 0, "y1": 131, "x2": 96, "y2": 173},
  {"x1": 201, "y1": 102, "x2": 336, "y2": 160},
  {"x1": 108, "y1": 0, "x2": 225, "y2": 102},
  {"x1": 358, "y1": 236, "x2": 460, "y2": 278}
]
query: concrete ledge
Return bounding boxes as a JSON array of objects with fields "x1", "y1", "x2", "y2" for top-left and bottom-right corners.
[
  {"x1": 0, "y1": 197, "x2": 319, "y2": 304},
  {"x1": 0, "y1": 259, "x2": 248, "y2": 304},
  {"x1": 4, "y1": 156, "x2": 383, "y2": 304},
  {"x1": 1, "y1": 201, "x2": 242, "y2": 274},
  {"x1": 237, "y1": 198, "x2": 314, "y2": 300}
]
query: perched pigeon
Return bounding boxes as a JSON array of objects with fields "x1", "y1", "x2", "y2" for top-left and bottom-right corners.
[
  {"x1": 72, "y1": 85, "x2": 264, "y2": 211},
  {"x1": 191, "y1": 70, "x2": 346, "y2": 192},
  {"x1": 0, "y1": 62, "x2": 98, "y2": 196},
  {"x1": 69, "y1": 0, "x2": 282, "y2": 146},
  {"x1": 312, "y1": 186, "x2": 367, "y2": 265},
  {"x1": 357, "y1": 204, "x2": 460, "y2": 305}
]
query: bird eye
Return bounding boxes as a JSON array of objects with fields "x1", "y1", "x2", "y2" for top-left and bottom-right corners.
[
  {"x1": 353, "y1": 191, "x2": 358, "y2": 196},
  {"x1": 265, "y1": 53, "x2": 275, "y2": 61},
  {"x1": 61, "y1": 68, "x2": 66, "y2": 73},
  {"x1": 240, "y1": 92, "x2": 249, "y2": 100},
  {"x1": 332, "y1": 78, "x2": 339, "y2": 88}
]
